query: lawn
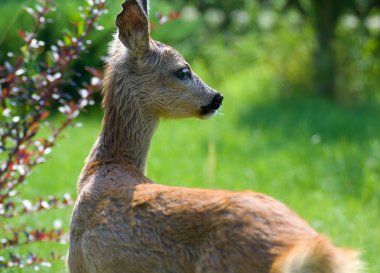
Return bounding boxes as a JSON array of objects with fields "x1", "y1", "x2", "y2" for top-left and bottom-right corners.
[{"x1": 2, "y1": 64, "x2": 380, "y2": 272}]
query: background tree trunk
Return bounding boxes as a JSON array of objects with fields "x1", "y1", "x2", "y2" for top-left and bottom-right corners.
[{"x1": 311, "y1": 0, "x2": 344, "y2": 99}]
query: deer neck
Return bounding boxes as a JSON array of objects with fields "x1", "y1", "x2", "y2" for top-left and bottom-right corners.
[{"x1": 88, "y1": 93, "x2": 158, "y2": 175}]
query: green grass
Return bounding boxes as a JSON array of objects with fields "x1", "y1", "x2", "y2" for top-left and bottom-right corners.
[{"x1": 2, "y1": 65, "x2": 380, "y2": 272}]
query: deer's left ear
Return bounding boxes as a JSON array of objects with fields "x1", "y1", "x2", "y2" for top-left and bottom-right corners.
[
  {"x1": 116, "y1": 0, "x2": 150, "y2": 54},
  {"x1": 139, "y1": 0, "x2": 149, "y2": 16}
]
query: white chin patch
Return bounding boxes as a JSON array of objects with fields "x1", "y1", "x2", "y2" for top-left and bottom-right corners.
[{"x1": 202, "y1": 110, "x2": 217, "y2": 119}]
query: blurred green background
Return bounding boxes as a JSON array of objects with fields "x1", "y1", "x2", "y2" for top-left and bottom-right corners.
[{"x1": 1, "y1": 0, "x2": 380, "y2": 272}]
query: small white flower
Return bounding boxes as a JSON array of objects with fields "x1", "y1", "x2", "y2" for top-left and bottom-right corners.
[
  {"x1": 9, "y1": 190, "x2": 17, "y2": 197},
  {"x1": 64, "y1": 193, "x2": 72, "y2": 201},
  {"x1": 23, "y1": 200, "x2": 33, "y2": 210},
  {"x1": 15, "y1": 68, "x2": 26, "y2": 76},
  {"x1": 71, "y1": 110, "x2": 80, "y2": 119},
  {"x1": 47, "y1": 73, "x2": 62, "y2": 82},
  {"x1": 40, "y1": 201, "x2": 50, "y2": 209},
  {"x1": 79, "y1": 89, "x2": 89, "y2": 98},
  {"x1": 54, "y1": 219, "x2": 63, "y2": 229},
  {"x1": 2, "y1": 108, "x2": 11, "y2": 117},
  {"x1": 91, "y1": 77, "x2": 101, "y2": 86},
  {"x1": 36, "y1": 157, "x2": 46, "y2": 164},
  {"x1": 40, "y1": 262, "x2": 52, "y2": 268}
]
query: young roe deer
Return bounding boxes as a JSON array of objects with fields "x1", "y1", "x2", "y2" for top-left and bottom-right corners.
[{"x1": 67, "y1": 1, "x2": 364, "y2": 272}]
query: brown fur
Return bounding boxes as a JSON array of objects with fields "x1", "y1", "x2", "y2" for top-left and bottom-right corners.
[{"x1": 67, "y1": 1, "x2": 364, "y2": 272}]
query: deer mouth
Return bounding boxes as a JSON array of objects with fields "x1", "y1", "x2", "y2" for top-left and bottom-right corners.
[{"x1": 201, "y1": 93, "x2": 223, "y2": 117}]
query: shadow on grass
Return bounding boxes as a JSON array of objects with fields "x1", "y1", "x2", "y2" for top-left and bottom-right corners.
[
  {"x1": 236, "y1": 95, "x2": 380, "y2": 202},
  {"x1": 238, "y1": 95, "x2": 380, "y2": 143}
]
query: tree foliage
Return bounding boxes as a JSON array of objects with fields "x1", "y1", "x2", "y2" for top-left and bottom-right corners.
[{"x1": 283, "y1": 0, "x2": 380, "y2": 98}]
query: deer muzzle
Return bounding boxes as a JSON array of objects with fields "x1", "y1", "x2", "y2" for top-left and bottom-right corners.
[{"x1": 201, "y1": 93, "x2": 224, "y2": 116}]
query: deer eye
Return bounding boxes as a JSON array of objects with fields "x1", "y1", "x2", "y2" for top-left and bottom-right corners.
[{"x1": 174, "y1": 68, "x2": 191, "y2": 80}]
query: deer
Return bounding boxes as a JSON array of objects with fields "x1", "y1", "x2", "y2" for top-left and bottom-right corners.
[{"x1": 67, "y1": 1, "x2": 364, "y2": 273}]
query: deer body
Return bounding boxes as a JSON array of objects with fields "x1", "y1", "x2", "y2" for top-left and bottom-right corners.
[
  {"x1": 68, "y1": 1, "x2": 363, "y2": 273},
  {"x1": 70, "y1": 174, "x2": 317, "y2": 273}
]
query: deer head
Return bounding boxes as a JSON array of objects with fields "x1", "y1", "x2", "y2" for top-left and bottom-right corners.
[{"x1": 104, "y1": 0, "x2": 223, "y2": 120}]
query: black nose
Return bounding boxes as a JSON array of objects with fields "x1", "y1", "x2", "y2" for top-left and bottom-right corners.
[
  {"x1": 201, "y1": 93, "x2": 224, "y2": 115},
  {"x1": 210, "y1": 93, "x2": 224, "y2": 110}
]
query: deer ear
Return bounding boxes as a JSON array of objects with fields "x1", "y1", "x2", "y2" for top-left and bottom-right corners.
[
  {"x1": 139, "y1": 0, "x2": 149, "y2": 16},
  {"x1": 116, "y1": 0, "x2": 150, "y2": 54}
]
